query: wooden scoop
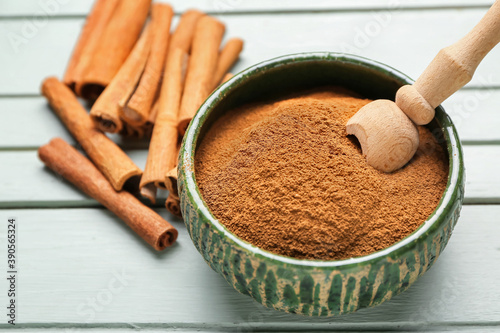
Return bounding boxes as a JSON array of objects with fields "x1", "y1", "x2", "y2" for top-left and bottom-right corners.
[{"x1": 347, "y1": 0, "x2": 500, "y2": 172}]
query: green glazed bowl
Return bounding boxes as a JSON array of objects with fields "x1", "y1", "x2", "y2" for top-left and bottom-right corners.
[{"x1": 178, "y1": 53, "x2": 465, "y2": 316}]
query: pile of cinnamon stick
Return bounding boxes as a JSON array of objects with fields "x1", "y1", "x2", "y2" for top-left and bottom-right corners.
[{"x1": 38, "y1": 0, "x2": 243, "y2": 251}]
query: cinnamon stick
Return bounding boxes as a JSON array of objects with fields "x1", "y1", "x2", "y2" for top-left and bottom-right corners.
[
  {"x1": 140, "y1": 48, "x2": 188, "y2": 202},
  {"x1": 122, "y1": 4, "x2": 174, "y2": 126},
  {"x1": 38, "y1": 138, "x2": 178, "y2": 250},
  {"x1": 211, "y1": 38, "x2": 243, "y2": 89},
  {"x1": 90, "y1": 24, "x2": 153, "y2": 133},
  {"x1": 41, "y1": 77, "x2": 142, "y2": 191},
  {"x1": 119, "y1": 123, "x2": 135, "y2": 138},
  {"x1": 148, "y1": 10, "x2": 206, "y2": 195},
  {"x1": 138, "y1": 10, "x2": 203, "y2": 201},
  {"x1": 121, "y1": 123, "x2": 146, "y2": 140},
  {"x1": 169, "y1": 10, "x2": 205, "y2": 53},
  {"x1": 177, "y1": 16, "x2": 225, "y2": 135},
  {"x1": 165, "y1": 193, "x2": 182, "y2": 218},
  {"x1": 142, "y1": 99, "x2": 160, "y2": 139},
  {"x1": 166, "y1": 165, "x2": 179, "y2": 196},
  {"x1": 121, "y1": 102, "x2": 156, "y2": 139},
  {"x1": 149, "y1": 99, "x2": 160, "y2": 124},
  {"x1": 123, "y1": 98, "x2": 158, "y2": 140},
  {"x1": 221, "y1": 73, "x2": 234, "y2": 85},
  {"x1": 63, "y1": 0, "x2": 120, "y2": 92},
  {"x1": 77, "y1": 0, "x2": 151, "y2": 100}
]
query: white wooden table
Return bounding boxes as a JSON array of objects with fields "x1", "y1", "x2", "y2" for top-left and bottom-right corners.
[{"x1": 1, "y1": 1, "x2": 500, "y2": 332}]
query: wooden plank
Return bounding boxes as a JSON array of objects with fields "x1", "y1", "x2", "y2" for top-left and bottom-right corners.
[
  {"x1": 444, "y1": 89, "x2": 500, "y2": 144},
  {"x1": 1, "y1": 8, "x2": 500, "y2": 95},
  {"x1": 0, "y1": 89, "x2": 499, "y2": 150},
  {"x1": 0, "y1": 205, "x2": 499, "y2": 328},
  {"x1": 0, "y1": 0, "x2": 494, "y2": 17},
  {"x1": 0, "y1": 97, "x2": 150, "y2": 150},
  {"x1": 0, "y1": 144, "x2": 496, "y2": 205},
  {"x1": 463, "y1": 146, "x2": 500, "y2": 203},
  {"x1": 0, "y1": 97, "x2": 74, "y2": 149},
  {"x1": 0, "y1": 149, "x2": 165, "y2": 207}
]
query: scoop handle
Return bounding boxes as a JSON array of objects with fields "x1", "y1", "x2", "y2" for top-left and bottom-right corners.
[{"x1": 396, "y1": 0, "x2": 500, "y2": 125}]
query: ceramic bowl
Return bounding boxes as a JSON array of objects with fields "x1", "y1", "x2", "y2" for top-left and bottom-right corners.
[{"x1": 177, "y1": 53, "x2": 465, "y2": 316}]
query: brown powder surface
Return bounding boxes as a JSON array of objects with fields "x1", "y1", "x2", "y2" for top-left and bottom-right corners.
[{"x1": 195, "y1": 87, "x2": 449, "y2": 260}]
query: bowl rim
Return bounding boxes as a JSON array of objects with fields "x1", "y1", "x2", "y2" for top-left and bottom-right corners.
[{"x1": 180, "y1": 52, "x2": 464, "y2": 269}]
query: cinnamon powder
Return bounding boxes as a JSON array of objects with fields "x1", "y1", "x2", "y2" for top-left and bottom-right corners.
[{"x1": 195, "y1": 87, "x2": 448, "y2": 260}]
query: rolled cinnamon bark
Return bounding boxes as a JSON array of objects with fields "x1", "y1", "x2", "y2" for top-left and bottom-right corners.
[
  {"x1": 77, "y1": 0, "x2": 151, "y2": 100},
  {"x1": 165, "y1": 193, "x2": 182, "y2": 218},
  {"x1": 119, "y1": 123, "x2": 135, "y2": 138},
  {"x1": 122, "y1": 4, "x2": 174, "y2": 126},
  {"x1": 148, "y1": 99, "x2": 160, "y2": 124},
  {"x1": 142, "y1": 99, "x2": 160, "y2": 139},
  {"x1": 38, "y1": 138, "x2": 178, "y2": 250},
  {"x1": 121, "y1": 103, "x2": 156, "y2": 139},
  {"x1": 166, "y1": 165, "x2": 179, "y2": 196},
  {"x1": 140, "y1": 48, "x2": 188, "y2": 202},
  {"x1": 138, "y1": 11, "x2": 204, "y2": 202},
  {"x1": 122, "y1": 99, "x2": 157, "y2": 140},
  {"x1": 141, "y1": 10, "x2": 204, "y2": 197},
  {"x1": 177, "y1": 16, "x2": 225, "y2": 135},
  {"x1": 169, "y1": 9, "x2": 205, "y2": 53},
  {"x1": 90, "y1": 24, "x2": 153, "y2": 133},
  {"x1": 221, "y1": 73, "x2": 234, "y2": 85},
  {"x1": 63, "y1": 0, "x2": 120, "y2": 92},
  {"x1": 41, "y1": 77, "x2": 142, "y2": 191},
  {"x1": 211, "y1": 38, "x2": 243, "y2": 89},
  {"x1": 121, "y1": 123, "x2": 146, "y2": 140}
]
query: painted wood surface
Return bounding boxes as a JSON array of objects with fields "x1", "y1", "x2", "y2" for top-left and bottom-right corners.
[
  {"x1": 0, "y1": 0, "x2": 499, "y2": 331},
  {"x1": 0, "y1": 205, "x2": 499, "y2": 330},
  {"x1": 0, "y1": 145, "x2": 495, "y2": 207},
  {"x1": 1, "y1": 89, "x2": 499, "y2": 150},
  {"x1": 2, "y1": 8, "x2": 500, "y2": 95}
]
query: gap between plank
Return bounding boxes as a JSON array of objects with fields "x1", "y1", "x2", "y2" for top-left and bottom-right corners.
[
  {"x1": 1, "y1": 86, "x2": 499, "y2": 99},
  {"x1": 461, "y1": 140, "x2": 500, "y2": 145},
  {"x1": 0, "y1": 4, "x2": 494, "y2": 20},
  {"x1": 0, "y1": 143, "x2": 150, "y2": 151},
  {"x1": 0, "y1": 140, "x2": 498, "y2": 152},
  {"x1": 0, "y1": 321, "x2": 498, "y2": 331},
  {"x1": 0, "y1": 199, "x2": 496, "y2": 210},
  {"x1": 0, "y1": 200, "x2": 167, "y2": 210}
]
